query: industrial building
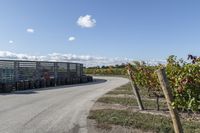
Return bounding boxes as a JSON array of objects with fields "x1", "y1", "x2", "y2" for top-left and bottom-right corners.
[{"x1": 0, "y1": 60, "x2": 92, "y2": 92}]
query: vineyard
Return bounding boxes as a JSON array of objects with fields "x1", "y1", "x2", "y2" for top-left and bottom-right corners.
[
  {"x1": 87, "y1": 55, "x2": 200, "y2": 132},
  {"x1": 127, "y1": 55, "x2": 200, "y2": 112},
  {"x1": 86, "y1": 55, "x2": 200, "y2": 112},
  {"x1": 84, "y1": 64, "x2": 127, "y2": 75}
]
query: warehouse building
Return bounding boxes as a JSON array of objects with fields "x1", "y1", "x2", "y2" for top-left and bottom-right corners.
[{"x1": 0, "y1": 60, "x2": 92, "y2": 92}]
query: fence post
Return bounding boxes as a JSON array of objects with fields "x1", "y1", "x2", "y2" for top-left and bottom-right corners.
[
  {"x1": 127, "y1": 69, "x2": 144, "y2": 110},
  {"x1": 156, "y1": 68, "x2": 183, "y2": 133}
]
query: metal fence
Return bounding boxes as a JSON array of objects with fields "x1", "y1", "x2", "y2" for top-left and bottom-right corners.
[{"x1": 0, "y1": 60, "x2": 89, "y2": 92}]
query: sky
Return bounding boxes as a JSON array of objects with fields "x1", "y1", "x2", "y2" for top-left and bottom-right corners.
[{"x1": 0, "y1": 0, "x2": 200, "y2": 66}]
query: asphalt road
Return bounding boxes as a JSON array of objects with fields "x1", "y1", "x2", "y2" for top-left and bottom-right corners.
[{"x1": 0, "y1": 76, "x2": 129, "y2": 133}]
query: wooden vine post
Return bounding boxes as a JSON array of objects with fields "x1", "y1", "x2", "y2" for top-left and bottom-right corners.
[
  {"x1": 156, "y1": 68, "x2": 183, "y2": 133},
  {"x1": 127, "y1": 65, "x2": 144, "y2": 110}
]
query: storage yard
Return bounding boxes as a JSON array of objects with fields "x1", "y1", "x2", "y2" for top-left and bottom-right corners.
[{"x1": 0, "y1": 60, "x2": 92, "y2": 92}]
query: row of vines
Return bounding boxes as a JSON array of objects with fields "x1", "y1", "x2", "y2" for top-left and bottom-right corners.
[
  {"x1": 85, "y1": 64, "x2": 127, "y2": 75},
  {"x1": 127, "y1": 55, "x2": 200, "y2": 112},
  {"x1": 85, "y1": 55, "x2": 200, "y2": 112}
]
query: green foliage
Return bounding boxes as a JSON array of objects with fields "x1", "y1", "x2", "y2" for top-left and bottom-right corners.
[
  {"x1": 128, "y1": 61, "x2": 162, "y2": 93},
  {"x1": 84, "y1": 64, "x2": 127, "y2": 75},
  {"x1": 166, "y1": 55, "x2": 200, "y2": 111},
  {"x1": 128, "y1": 55, "x2": 200, "y2": 112}
]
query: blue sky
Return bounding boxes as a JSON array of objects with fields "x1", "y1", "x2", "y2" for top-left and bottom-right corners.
[{"x1": 0, "y1": 0, "x2": 200, "y2": 65}]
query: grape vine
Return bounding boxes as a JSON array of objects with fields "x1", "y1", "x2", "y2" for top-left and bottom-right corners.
[{"x1": 128, "y1": 55, "x2": 200, "y2": 112}]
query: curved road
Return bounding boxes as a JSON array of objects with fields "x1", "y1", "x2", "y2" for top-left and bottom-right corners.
[{"x1": 0, "y1": 76, "x2": 129, "y2": 133}]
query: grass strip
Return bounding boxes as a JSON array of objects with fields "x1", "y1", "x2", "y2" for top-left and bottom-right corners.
[
  {"x1": 97, "y1": 96, "x2": 167, "y2": 110},
  {"x1": 88, "y1": 109, "x2": 200, "y2": 133},
  {"x1": 109, "y1": 83, "x2": 157, "y2": 98},
  {"x1": 88, "y1": 109, "x2": 173, "y2": 133}
]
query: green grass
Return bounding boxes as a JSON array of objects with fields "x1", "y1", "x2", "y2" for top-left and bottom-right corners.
[
  {"x1": 97, "y1": 96, "x2": 167, "y2": 110},
  {"x1": 115, "y1": 83, "x2": 132, "y2": 91},
  {"x1": 107, "y1": 83, "x2": 134, "y2": 95},
  {"x1": 97, "y1": 96, "x2": 138, "y2": 106},
  {"x1": 106, "y1": 90, "x2": 133, "y2": 95},
  {"x1": 88, "y1": 109, "x2": 200, "y2": 133},
  {"x1": 88, "y1": 109, "x2": 173, "y2": 133},
  {"x1": 107, "y1": 83, "x2": 159, "y2": 98}
]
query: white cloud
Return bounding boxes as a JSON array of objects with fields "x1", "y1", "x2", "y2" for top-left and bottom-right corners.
[
  {"x1": 68, "y1": 36, "x2": 76, "y2": 41},
  {"x1": 0, "y1": 51, "x2": 166, "y2": 67},
  {"x1": 143, "y1": 59, "x2": 166, "y2": 65},
  {"x1": 26, "y1": 28, "x2": 34, "y2": 33},
  {"x1": 0, "y1": 51, "x2": 132, "y2": 67},
  {"x1": 77, "y1": 15, "x2": 96, "y2": 28},
  {"x1": 9, "y1": 40, "x2": 14, "y2": 44}
]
